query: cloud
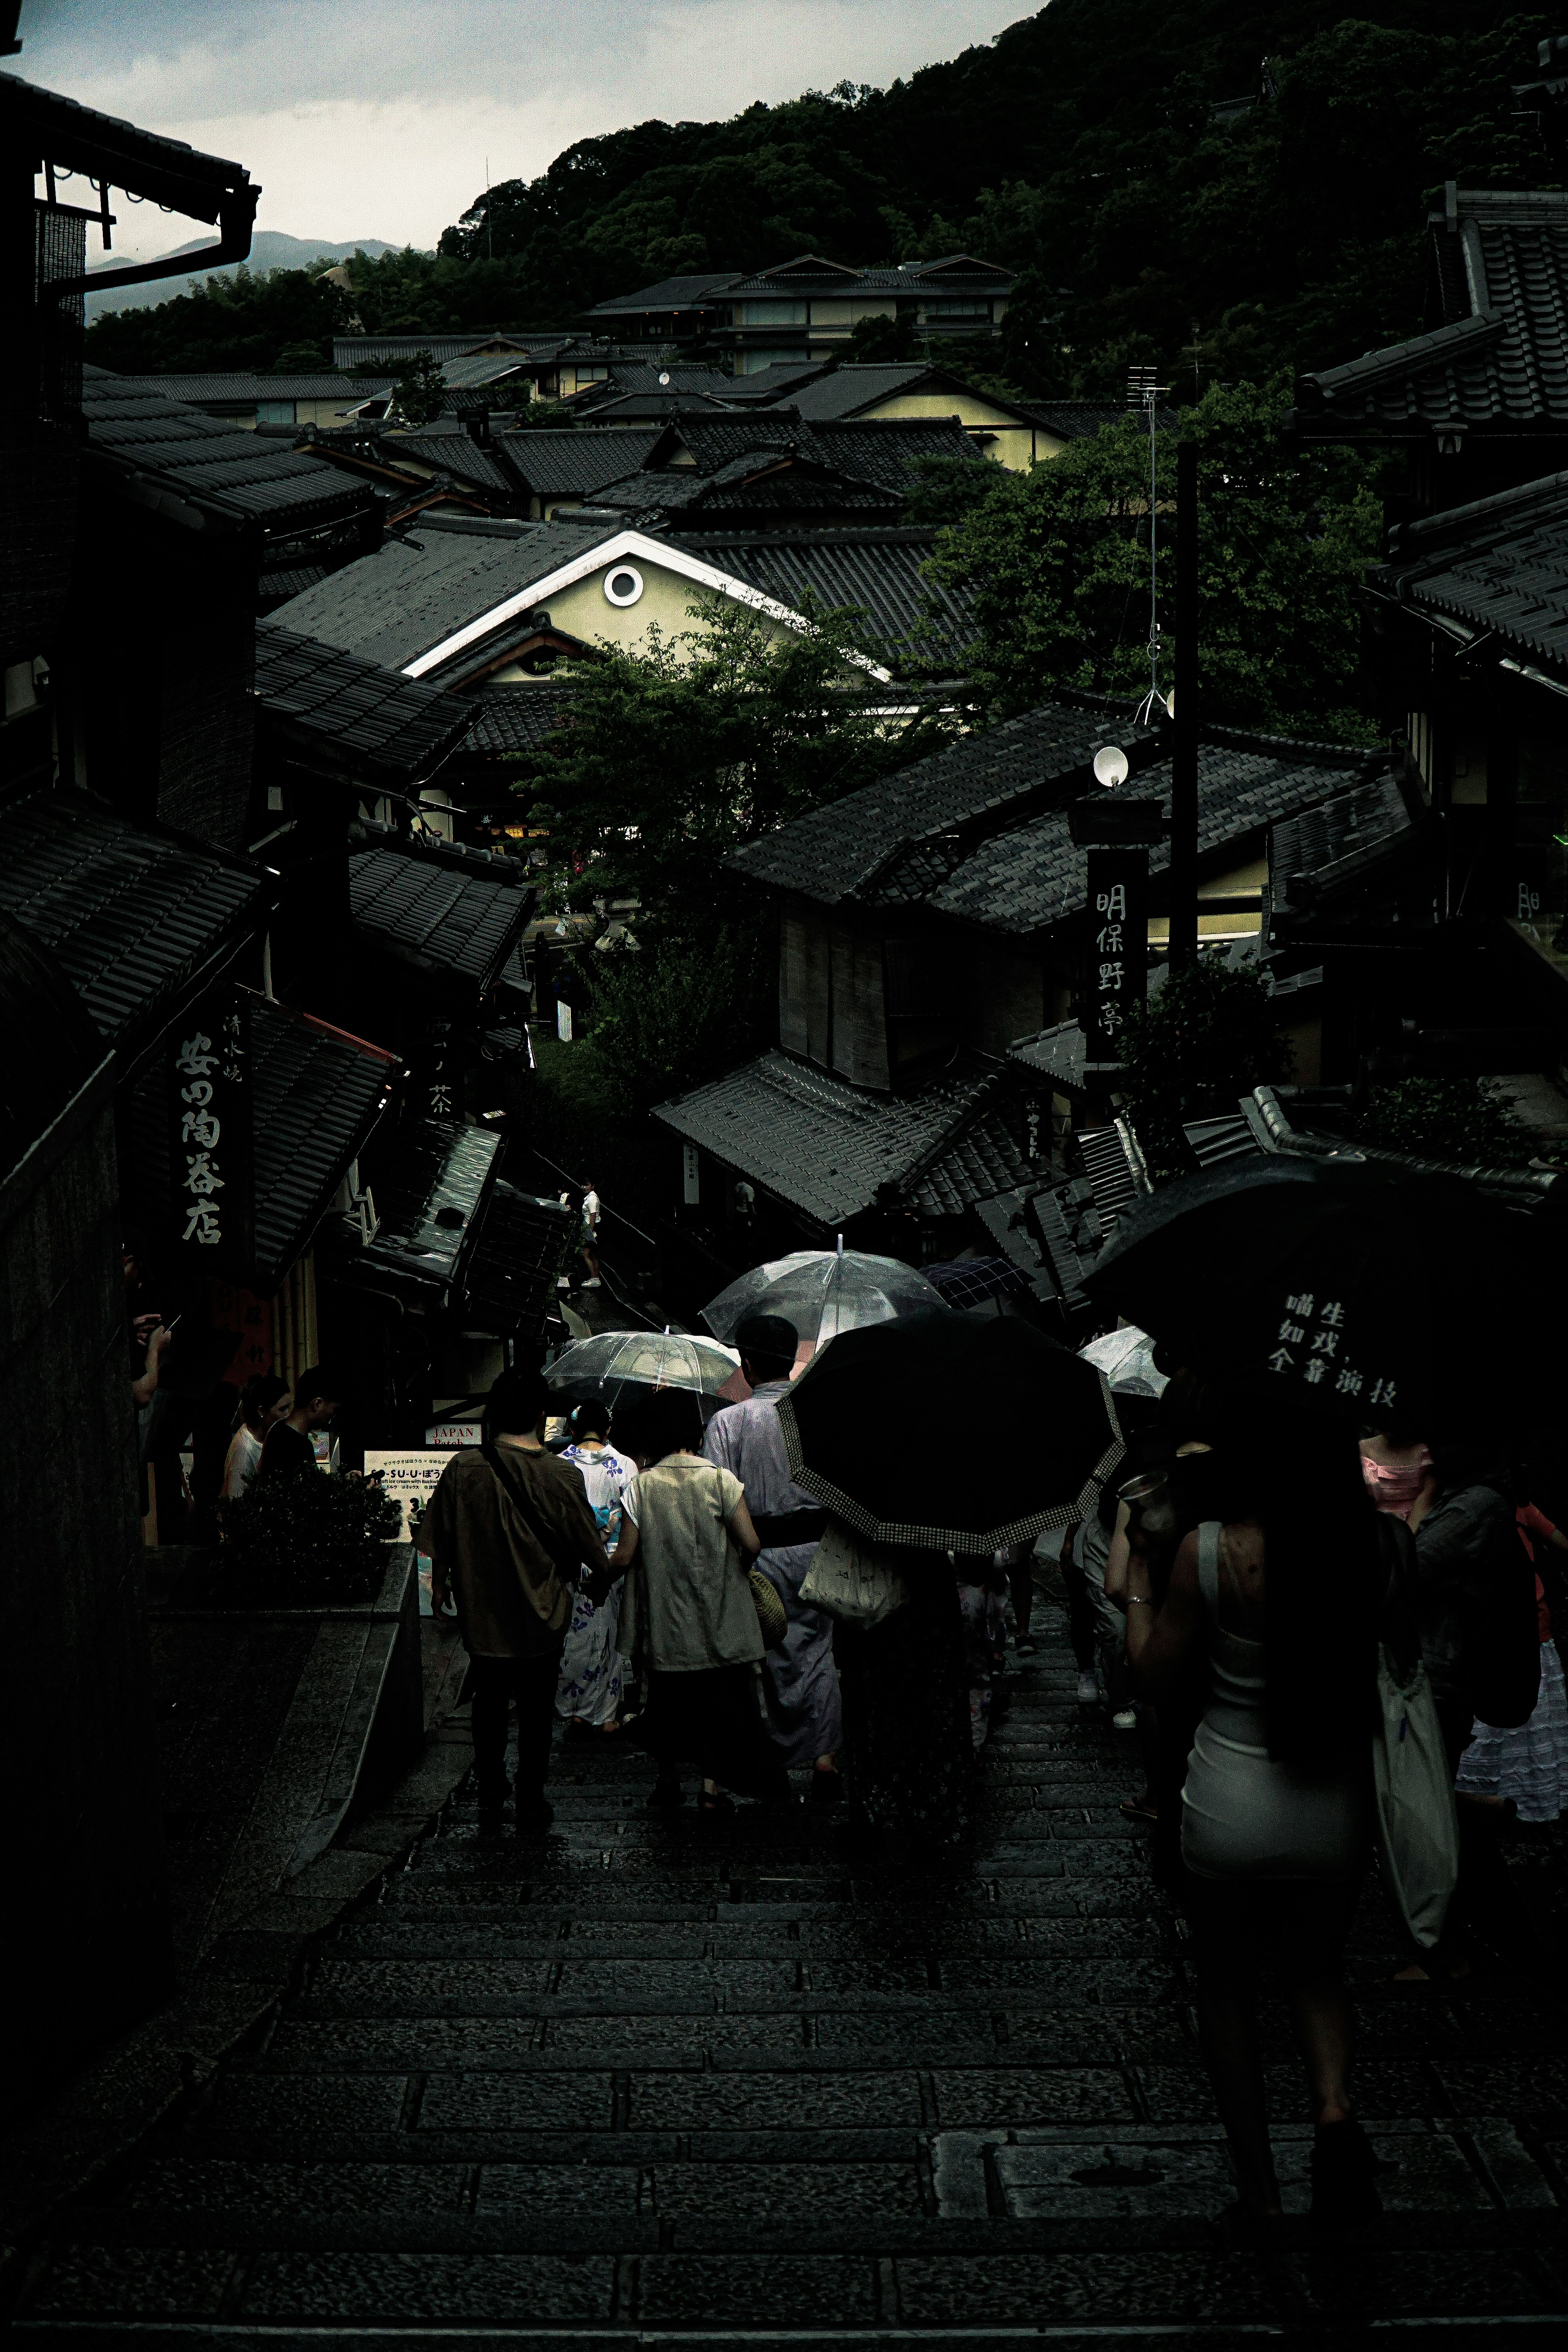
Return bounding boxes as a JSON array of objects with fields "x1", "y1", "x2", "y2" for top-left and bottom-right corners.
[{"x1": 20, "y1": 0, "x2": 1030, "y2": 257}]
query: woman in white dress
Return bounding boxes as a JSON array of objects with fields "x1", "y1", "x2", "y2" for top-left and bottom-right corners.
[{"x1": 555, "y1": 1398, "x2": 634, "y2": 1733}]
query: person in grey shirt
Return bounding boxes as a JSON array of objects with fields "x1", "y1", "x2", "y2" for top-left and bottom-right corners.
[{"x1": 703, "y1": 1314, "x2": 844, "y2": 1804}]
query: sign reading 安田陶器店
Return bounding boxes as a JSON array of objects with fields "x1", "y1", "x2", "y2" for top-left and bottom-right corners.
[
  {"x1": 167, "y1": 990, "x2": 254, "y2": 1276},
  {"x1": 364, "y1": 1450, "x2": 450, "y2": 1549}
]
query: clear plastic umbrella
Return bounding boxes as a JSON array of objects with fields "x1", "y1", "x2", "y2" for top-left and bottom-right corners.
[
  {"x1": 701, "y1": 1241, "x2": 944, "y2": 1357},
  {"x1": 547, "y1": 1329, "x2": 741, "y2": 1405},
  {"x1": 1079, "y1": 1323, "x2": 1169, "y2": 1399}
]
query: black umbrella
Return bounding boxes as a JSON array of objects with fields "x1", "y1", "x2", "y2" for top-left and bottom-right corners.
[
  {"x1": 1085, "y1": 1154, "x2": 1562, "y2": 1435},
  {"x1": 775, "y1": 1310, "x2": 1124, "y2": 1553}
]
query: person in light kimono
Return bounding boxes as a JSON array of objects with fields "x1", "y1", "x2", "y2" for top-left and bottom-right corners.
[{"x1": 554, "y1": 1398, "x2": 633, "y2": 1733}]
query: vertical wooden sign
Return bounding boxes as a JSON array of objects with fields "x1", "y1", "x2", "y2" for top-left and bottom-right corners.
[
  {"x1": 1083, "y1": 849, "x2": 1149, "y2": 1068},
  {"x1": 168, "y1": 988, "x2": 254, "y2": 1276}
]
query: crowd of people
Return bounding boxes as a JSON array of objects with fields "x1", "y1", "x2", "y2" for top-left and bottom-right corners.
[{"x1": 407, "y1": 1321, "x2": 1567, "y2": 2241}]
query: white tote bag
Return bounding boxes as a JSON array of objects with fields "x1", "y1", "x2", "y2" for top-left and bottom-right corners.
[
  {"x1": 799, "y1": 1518, "x2": 908, "y2": 1628},
  {"x1": 1371, "y1": 1640, "x2": 1459, "y2": 1951}
]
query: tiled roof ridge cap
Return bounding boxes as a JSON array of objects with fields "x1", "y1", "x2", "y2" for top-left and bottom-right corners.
[
  {"x1": 235, "y1": 982, "x2": 400, "y2": 1066},
  {"x1": 353, "y1": 817, "x2": 530, "y2": 884},
  {"x1": 1197, "y1": 722, "x2": 1385, "y2": 769},
  {"x1": 1436, "y1": 187, "x2": 1568, "y2": 220},
  {"x1": 889, "y1": 1057, "x2": 1012, "y2": 1194},
  {"x1": 1296, "y1": 310, "x2": 1503, "y2": 405},
  {"x1": 1389, "y1": 466, "x2": 1568, "y2": 558}
]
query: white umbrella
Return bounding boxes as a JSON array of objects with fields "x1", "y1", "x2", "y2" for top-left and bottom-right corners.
[
  {"x1": 1078, "y1": 1323, "x2": 1168, "y2": 1399},
  {"x1": 547, "y1": 1328, "x2": 740, "y2": 1404},
  {"x1": 701, "y1": 1242, "x2": 944, "y2": 1359}
]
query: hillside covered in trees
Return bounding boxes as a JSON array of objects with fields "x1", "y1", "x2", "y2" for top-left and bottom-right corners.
[{"x1": 88, "y1": 2, "x2": 1547, "y2": 394}]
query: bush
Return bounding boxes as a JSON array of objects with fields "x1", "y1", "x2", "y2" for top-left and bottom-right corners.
[
  {"x1": 216, "y1": 1468, "x2": 402, "y2": 1606},
  {"x1": 1352, "y1": 1076, "x2": 1537, "y2": 1168},
  {"x1": 1118, "y1": 959, "x2": 1293, "y2": 1179}
]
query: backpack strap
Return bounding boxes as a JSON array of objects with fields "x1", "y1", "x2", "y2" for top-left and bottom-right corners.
[{"x1": 1196, "y1": 1520, "x2": 1222, "y2": 1618}]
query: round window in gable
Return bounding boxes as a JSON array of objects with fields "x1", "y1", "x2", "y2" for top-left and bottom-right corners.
[{"x1": 603, "y1": 564, "x2": 644, "y2": 608}]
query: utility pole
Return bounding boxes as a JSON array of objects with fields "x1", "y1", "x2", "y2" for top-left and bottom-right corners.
[{"x1": 1167, "y1": 437, "x2": 1199, "y2": 969}]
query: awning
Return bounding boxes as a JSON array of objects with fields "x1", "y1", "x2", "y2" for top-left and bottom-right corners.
[{"x1": 463, "y1": 1182, "x2": 579, "y2": 1334}]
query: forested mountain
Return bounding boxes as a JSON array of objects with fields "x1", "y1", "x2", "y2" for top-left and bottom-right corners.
[{"x1": 86, "y1": 3, "x2": 1548, "y2": 387}]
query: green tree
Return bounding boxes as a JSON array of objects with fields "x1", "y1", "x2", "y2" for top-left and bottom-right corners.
[
  {"x1": 379, "y1": 348, "x2": 448, "y2": 426},
  {"x1": 85, "y1": 262, "x2": 350, "y2": 374},
  {"x1": 844, "y1": 311, "x2": 918, "y2": 363},
  {"x1": 923, "y1": 379, "x2": 1383, "y2": 739},
  {"x1": 1117, "y1": 960, "x2": 1294, "y2": 1179},
  {"x1": 586, "y1": 931, "x2": 775, "y2": 1110},
  {"x1": 1352, "y1": 1076, "x2": 1538, "y2": 1167},
  {"x1": 510, "y1": 592, "x2": 956, "y2": 929}
]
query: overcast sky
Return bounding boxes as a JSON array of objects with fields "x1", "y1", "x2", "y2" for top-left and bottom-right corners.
[{"x1": 20, "y1": 0, "x2": 1030, "y2": 261}]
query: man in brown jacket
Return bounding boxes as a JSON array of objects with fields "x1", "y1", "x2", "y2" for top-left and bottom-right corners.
[{"x1": 426, "y1": 1367, "x2": 609, "y2": 1832}]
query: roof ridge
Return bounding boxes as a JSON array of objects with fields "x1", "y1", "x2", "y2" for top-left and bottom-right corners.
[{"x1": 1297, "y1": 310, "x2": 1504, "y2": 405}]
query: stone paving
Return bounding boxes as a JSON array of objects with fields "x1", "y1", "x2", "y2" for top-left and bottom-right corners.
[{"x1": 12, "y1": 1599, "x2": 1568, "y2": 2345}]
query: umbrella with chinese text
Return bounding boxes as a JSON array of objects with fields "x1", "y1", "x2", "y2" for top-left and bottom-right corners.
[
  {"x1": 775, "y1": 1310, "x2": 1124, "y2": 1552},
  {"x1": 1083, "y1": 1154, "x2": 1564, "y2": 1435}
]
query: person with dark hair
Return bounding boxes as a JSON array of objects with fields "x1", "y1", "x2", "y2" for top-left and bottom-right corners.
[
  {"x1": 256, "y1": 1366, "x2": 345, "y2": 1479},
  {"x1": 425, "y1": 1368, "x2": 611, "y2": 1832},
  {"x1": 223, "y1": 1372, "x2": 292, "y2": 1499},
  {"x1": 1123, "y1": 1392, "x2": 1382, "y2": 2234},
  {"x1": 703, "y1": 1313, "x2": 842, "y2": 1802},
  {"x1": 610, "y1": 1384, "x2": 791, "y2": 1813},
  {"x1": 555, "y1": 1396, "x2": 635, "y2": 1735}
]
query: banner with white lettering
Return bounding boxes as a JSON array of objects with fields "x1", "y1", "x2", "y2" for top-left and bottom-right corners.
[
  {"x1": 167, "y1": 989, "x2": 254, "y2": 1277},
  {"x1": 1082, "y1": 849, "x2": 1149, "y2": 1068}
]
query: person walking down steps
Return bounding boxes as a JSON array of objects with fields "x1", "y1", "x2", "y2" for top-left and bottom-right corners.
[{"x1": 425, "y1": 1369, "x2": 611, "y2": 1834}]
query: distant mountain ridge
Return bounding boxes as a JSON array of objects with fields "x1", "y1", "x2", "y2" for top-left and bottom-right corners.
[{"x1": 86, "y1": 231, "x2": 405, "y2": 320}]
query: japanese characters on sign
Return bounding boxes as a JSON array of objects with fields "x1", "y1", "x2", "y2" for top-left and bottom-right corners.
[
  {"x1": 1267, "y1": 1291, "x2": 1397, "y2": 1412},
  {"x1": 167, "y1": 991, "x2": 254, "y2": 1276},
  {"x1": 1082, "y1": 849, "x2": 1149, "y2": 1067}
]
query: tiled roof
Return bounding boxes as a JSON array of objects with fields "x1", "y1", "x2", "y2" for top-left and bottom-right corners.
[
  {"x1": 1376, "y1": 468, "x2": 1568, "y2": 682},
  {"x1": 584, "y1": 274, "x2": 746, "y2": 314},
  {"x1": 724, "y1": 257, "x2": 1011, "y2": 296},
  {"x1": 931, "y1": 737, "x2": 1370, "y2": 938},
  {"x1": 654, "y1": 415, "x2": 983, "y2": 491},
  {"x1": 728, "y1": 705, "x2": 1158, "y2": 904},
  {"x1": 333, "y1": 335, "x2": 532, "y2": 366},
  {"x1": 602, "y1": 456, "x2": 901, "y2": 523},
  {"x1": 909, "y1": 1108, "x2": 1035, "y2": 1219},
  {"x1": 763, "y1": 366, "x2": 1027, "y2": 424},
  {"x1": 122, "y1": 991, "x2": 396, "y2": 1293},
  {"x1": 463, "y1": 1182, "x2": 579, "y2": 1333},
  {"x1": 379, "y1": 431, "x2": 514, "y2": 496},
  {"x1": 349, "y1": 830, "x2": 534, "y2": 992},
  {"x1": 345, "y1": 1117, "x2": 503, "y2": 1305},
  {"x1": 80, "y1": 370, "x2": 377, "y2": 535},
  {"x1": 497, "y1": 428, "x2": 664, "y2": 497},
  {"x1": 267, "y1": 515, "x2": 617, "y2": 671},
  {"x1": 1018, "y1": 402, "x2": 1180, "y2": 440},
  {"x1": 1293, "y1": 189, "x2": 1568, "y2": 433},
  {"x1": 439, "y1": 354, "x2": 540, "y2": 390},
  {"x1": 667, "y1": 526, "x2": 970, "y2": 663},
  {"x1": 1, "y1": 70, "x2": 252, "y2": 214},
  {"x1": 1268, "y1": 773, "x2": 1429, "y2": 913},
  {"x1": 111, "y1": 373, "x2": 390, "y2": 403},
  {"x1": 561, "y1": 390, "x2": 745, "y2": 423},
  {"x1": 464, "y1": 684, "x2": 579, "y2": 754},
  {"x1": 253, "y1": 624, "x2": 474, "y2": 782},
  {"x1": 0, "y1": 789, "x2": 265, "y2": 1058},
  {"x1": 652, "y1": 1048, "x2": 1009, "y2": 1227}
]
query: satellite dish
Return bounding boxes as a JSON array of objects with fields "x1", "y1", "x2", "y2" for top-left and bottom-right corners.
[
  {"x1": 1092, "y1": 744, "x2": 1129, "y2": 789},
  {"x1": 1165, "y1": 688, "x2": 1176, "y2": 718},
  {"x1": 658, "y1": 371, "x2": 671, "y2": 386}
]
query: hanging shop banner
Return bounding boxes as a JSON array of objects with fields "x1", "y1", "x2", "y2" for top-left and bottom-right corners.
[
  {"x1": 167, "y1": 988, "x2": 254, "y2": 1276},
  {"x1": 1082, "y1": 849, "x2": 1149, "y2": 1069}
]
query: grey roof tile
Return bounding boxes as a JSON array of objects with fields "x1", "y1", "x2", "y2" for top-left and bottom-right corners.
[
  {"x1": 1295, "y1": 190, "x2": 1568, "y2": 432},
  {"x1": 346, "y1": 1118, "x2": 503, "y2": 1304},
  {"x1": 0, "y1": 788, "x2": 264, "y2": 1054},
  {"x1": 349, "y1": 831, "x2": 533, "y2": 992},
  {"x1": 652, "y1": 1048, "x2": 1009, "y2": 1226},
  {"x1": 584, "y1": 273, "x2": 746, "y2": 314},
  {"x1": 667, "y1": 525, "x2": 969, "y2": 663},
  {"x1": 1269, "y1": 773, "x2": 1426, "y2": 912},
  {"x1": 266, "y1": 516, "x2": 620, "y2": 672},
  {"x1": 464, "y1": 1182, "x2": 579, "y2": 1332},
  {"x1": 931, "y1": 737, "x2": 1370, "y2": 937},
  {"x1": 763, "y1": 365, "x2": 1030, "y2": 425},
  {"x1": 1378, "y1": 467, "x2": 1568, "y2": 680},
  {"x1": 111, "y1": 372, "x2": 390, "y2": 402},
  {"x1": 496, "y1": 428, "x2": 664, "y2": 497},
  {"x1": 253, "y1": 624, "x2": 474, "y2": 781},
  {"x1": 728, "y1": 705, "x2": 1157, "y2": 905},
  {"x1": 654, "y1": 415, "x2": 983, "y2": 490},
  {"x1": 380, "y1": 432, "x2": 514, "y2": 496},
  {"x1": 80, "y1": 369, "x2": 375, "y2": 534},
  {"x1": 465, "y1": 684, "x2": 578, "y2": 754}
]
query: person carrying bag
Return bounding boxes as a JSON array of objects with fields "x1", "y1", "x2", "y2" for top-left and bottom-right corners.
[{"x1": 1371, "y1": 1516, "x2": 1459, "y2": 1953}]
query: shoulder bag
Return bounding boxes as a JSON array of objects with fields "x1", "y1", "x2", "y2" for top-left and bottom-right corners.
[
  {"x1": 482, "y1": 1442, "x2": 591, "y2": 1588},
  {"x1": 799, "y1": 1517, "x2": 908, "y2": 1629},
  {"x1": 1372, "y1": 1516, "x2": 1460, "y2": 1951}
]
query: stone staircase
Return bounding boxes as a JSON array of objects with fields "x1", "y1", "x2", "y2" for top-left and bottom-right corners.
[{"x1": 9, "y1": 1618, "x2": 1568, "y2": 2344}]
